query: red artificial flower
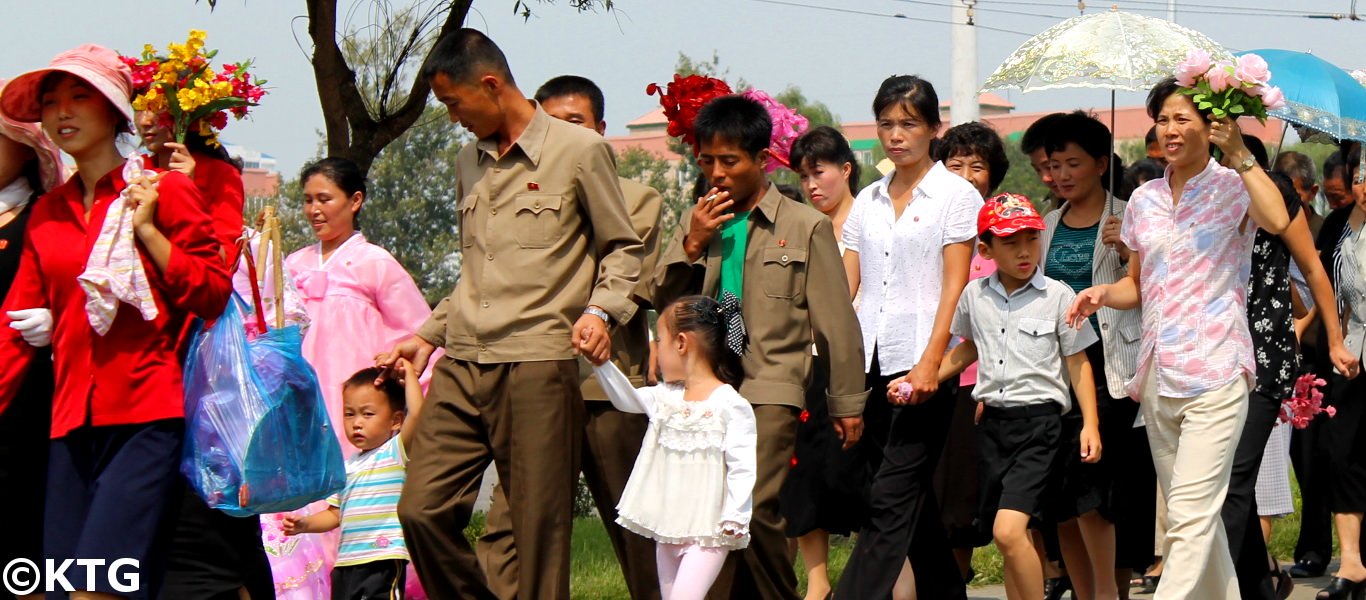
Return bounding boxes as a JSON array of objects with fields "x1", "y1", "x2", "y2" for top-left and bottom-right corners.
[
  {"x1": 799, "y1": 409, "x2": 810, "y2": 423},
  {"x1": 789, "y1": 456, "x2": 799, "y2": 468},
  {"x1": 646, "y1": 74, "x2": 732, "y2": 153}
]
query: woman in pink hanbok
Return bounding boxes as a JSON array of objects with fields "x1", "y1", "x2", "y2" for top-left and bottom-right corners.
[{"x1": 262, "y1": 156, "x2": 433, "y2": 599}]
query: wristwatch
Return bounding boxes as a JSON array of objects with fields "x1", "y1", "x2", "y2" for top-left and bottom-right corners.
[
  {"x1": 1235, "y1": 153, "x2": 1258, "y2": 174},
  {"x1": 583, "y1": 306, "x2": 613, "y2": 327}
]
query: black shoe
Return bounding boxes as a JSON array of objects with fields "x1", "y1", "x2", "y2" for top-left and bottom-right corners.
[
  {"x1": 1272, "y1": 568, "x2": 1295, "y2": 600},
  {"x1": 1044, "y1": 576, "x2": 1072, "y2": 600},
  {"x1": 1139, "y1": 575, "x2": 1160, "y2": 594},
  {"x1": 963, "y1": 567, "x2": 976, "y2": 585},
  {"x1": 1317, "y1": 577, "x2": 1366, "y2": 600},
  {"x1": 1292, "y1": 560, "x2": 1330, "y2": 578}
]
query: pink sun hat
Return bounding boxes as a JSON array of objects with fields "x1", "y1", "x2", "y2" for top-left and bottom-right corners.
[
  {"x1": 0, "y1": 44, "x2": 134, "y2": 126},
  {"x1": 0, "y1": 78, "x2": 66, "y2": 192}
]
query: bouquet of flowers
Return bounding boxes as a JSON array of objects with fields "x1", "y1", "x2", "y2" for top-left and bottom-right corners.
[
  {"x1": 1175, "y1": 50, "x2": 1285, "y2": 123},
  {"x1": 741, "y1": 89, "x2": 808, "y2": 173},
  {"x1": 646, "y1": 74, "x2": 733, "y2": 151},
  {"x1": 123, "y1": 30, "x2": 267, "y2": 147},
  {"x1": 646, "y1": 75, "x2": 809, "y2": 171},
  {"x1": 1280, "y1": 373, "x2": 1334, "y2": 429}
]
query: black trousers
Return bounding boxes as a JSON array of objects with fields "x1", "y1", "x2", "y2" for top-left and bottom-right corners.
[
  {"x1": 836, "y1": 382, "x2": 964, "y2": 600},
  {"x1": 1290, "y1": 414, "x2": 1333, "y2": 565},
  {"x1": 1220, "y1": 389, "x2": 1280, "y2": 600}
]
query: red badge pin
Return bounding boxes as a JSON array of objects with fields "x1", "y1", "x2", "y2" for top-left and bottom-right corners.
[
  {"x1": 527, "y1": 182, "x2": 540, "y2": 191},
  {"x1": 0, "y1": 240, "x2": 7, "y2": 250},
  {"x1": 778, "y1": 239, "x2": 786, "y2": 247}
]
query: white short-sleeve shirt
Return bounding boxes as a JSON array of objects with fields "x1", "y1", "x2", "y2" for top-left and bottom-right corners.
[{"x1": 843, "y1": 162, "x2": 984, "y2": 375}]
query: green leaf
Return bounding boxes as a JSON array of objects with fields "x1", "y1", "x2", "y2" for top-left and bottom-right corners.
[
  {"x1": 1198, "y1": 101, "x2": 1214, "y2": 109},
  {"x1": 1229, "y1": 105, "x2": 1245, "y2": 115}
]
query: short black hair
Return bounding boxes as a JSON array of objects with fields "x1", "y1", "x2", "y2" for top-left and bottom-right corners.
[
  {"x1": 1345, "y1": 142, "x2": 1362, "y2": 188},
  {"x1": 936, "y1": 121, "x2": 1009, "y2": 194},
  {"x1": 693, "y1": 95, "x2": 771, "y2": 158},
  {"x1": 979, "y1": 229, "x2": 996, "y2": 245},
  {"x1": 534, "y1": 75, "x2": 605, "y2": 124},
  {"x1": 1325, "y1": 150, "x2": 1346, "y2": 180},
  {"x1": 1121, "y1": 158, "x2": 1166, "y2": 199},
  {"x1": 789, "y1": 126, "x2": 862, "y2": 195},
  {"x1": 872, "y1": 75, "x2": 941, "y2": 130},
  {"x1": 343, "y1": 367, "x2": 406, "y2": 413},
  {"x1": 421, "y1": 28, "x2": 515, "y2": 86},
  {"x1": 1021, "y1": 112, "x2": 1065, "y2": 155},
  {"x1": 1145, "y1": 125, "x2": 1158, "y2": 147},
  {"x1": 1147, "y1": 76, "x2": 1209, "y2": 122}
]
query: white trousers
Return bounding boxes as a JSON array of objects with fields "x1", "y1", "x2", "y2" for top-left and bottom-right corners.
[{"x1": 1140, "y1": 365, "x2": 1248, "y2": 600}]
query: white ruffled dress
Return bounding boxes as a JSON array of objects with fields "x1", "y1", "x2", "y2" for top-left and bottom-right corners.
[{"x1": 593, "y1": 362, "x2": 758, "y2": 549}]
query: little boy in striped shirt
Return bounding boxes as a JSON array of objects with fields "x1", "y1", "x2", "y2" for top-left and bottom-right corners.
[{"x1": 284, "y1": 361, "x2": 425, "y2": 599}]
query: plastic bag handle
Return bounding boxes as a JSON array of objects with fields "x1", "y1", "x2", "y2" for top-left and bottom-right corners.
[{"x1": 238, "y1": 239, "x2": 269, "y2": 334}]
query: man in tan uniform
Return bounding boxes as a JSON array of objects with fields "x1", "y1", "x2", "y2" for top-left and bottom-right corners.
[
  {"x1": 382, "y1": 30, "x2": 643, "y2": 600},
  {"x1": 651, "y1": 95, "x2": 868, "y2": 600},
  {"x1": 477, "y1": 75, "x2": 663, "y2": 600}
]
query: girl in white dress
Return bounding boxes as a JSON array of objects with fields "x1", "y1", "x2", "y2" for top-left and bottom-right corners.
[{"x1": 590, "y1": 295, "x2": 758, "y2": 600}]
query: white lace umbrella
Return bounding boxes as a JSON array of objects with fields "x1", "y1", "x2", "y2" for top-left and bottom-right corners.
[
  {"x1": 982, "y1": 9, "x2": 1231, "y2": 214},
  {"x1": 981, "y1": 9, "x2": 1233, "y2": 93}
]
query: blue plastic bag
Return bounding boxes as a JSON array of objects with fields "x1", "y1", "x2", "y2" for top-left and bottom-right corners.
[{"x1": 181, "y1": 293, "x2": 346, "y2": 516}]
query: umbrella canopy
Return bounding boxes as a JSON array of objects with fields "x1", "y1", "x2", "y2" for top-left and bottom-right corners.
[
  {"x1": 1238, "y1": 49, "x2": 1366, "y2": 142},
  {"x1": 982, "y1": 9, "x2": 1232, "y2": 93}
]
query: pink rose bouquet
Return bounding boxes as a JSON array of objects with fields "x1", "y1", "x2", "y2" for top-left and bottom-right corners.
[
  {"x1": 740, "y1": 89, "x2": 808, "y2": 173},
  {"x1": 1280, "y1": 373, "x2": 1334, "y2": 429},
  {"x1": 1175, "y1": 50, "x2": 1285, "y2": 123}
]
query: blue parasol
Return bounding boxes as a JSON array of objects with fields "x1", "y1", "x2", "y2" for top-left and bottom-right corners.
[{"x1": 1236, "y1": 49, "x2": 1366, "y2": 142}]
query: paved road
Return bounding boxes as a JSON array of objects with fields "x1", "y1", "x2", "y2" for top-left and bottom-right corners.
[{"x1": 969, "y1": 572, "x2": 1334, "y2": 599}]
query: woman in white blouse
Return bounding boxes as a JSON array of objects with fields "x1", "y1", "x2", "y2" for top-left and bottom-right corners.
[{"x1": 835, "y1": 75, "x2": 984, "y2": 600}]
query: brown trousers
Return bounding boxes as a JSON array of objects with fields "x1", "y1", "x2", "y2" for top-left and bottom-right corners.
[
  {"x1": 397, "y1": 357, "x2": 584, "y2": 600},
  {"x1": 478, "y1": 401, "x2": 661, "y2": 599},
  {"x1": 708, "y1": 404, "x2": 801, "y2": 600}
]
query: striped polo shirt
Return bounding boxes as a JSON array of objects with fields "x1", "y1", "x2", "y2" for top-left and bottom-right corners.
[{"x1": 329, "y1": 435, "x2": 409, "y2": 566}]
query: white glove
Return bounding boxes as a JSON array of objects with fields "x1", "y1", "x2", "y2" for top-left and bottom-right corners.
[{"x1": 7, "y1": 308, "x2": 52, "y2": 348}]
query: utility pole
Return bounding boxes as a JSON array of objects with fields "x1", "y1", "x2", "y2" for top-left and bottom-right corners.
[
  {"x1": 1167, "y1": 0, "x2": 1176, "y2": 21},
  {"x1": 951, "y1": 0, "x2": 979, "y2": 125}
]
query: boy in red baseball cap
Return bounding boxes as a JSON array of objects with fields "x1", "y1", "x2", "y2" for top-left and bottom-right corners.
[{"x1": 890, "y1": 193, "x2": 1102, "y2": 600}]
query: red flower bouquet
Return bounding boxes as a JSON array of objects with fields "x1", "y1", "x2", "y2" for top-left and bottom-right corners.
[
  {"x1": 1280, "y1": 373, "x2": 1334, "y2": 429},
  {"x1": 646, "y1": 74, "x2": 732, "y2": 152},
  {"x1": 123, "y1": 30, "x2": 267, "y2": 147}
]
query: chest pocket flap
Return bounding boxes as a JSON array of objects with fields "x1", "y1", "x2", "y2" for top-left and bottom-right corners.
[
  {"x1": 512, "y1": 192, "x2": 564, "y2": 249},
  {"x1": 761, "y1": 246, "x2": 808, "y2": 299},
  {"x1": 1018, "y1": 317, "x2": 1055, "y2": 337}
]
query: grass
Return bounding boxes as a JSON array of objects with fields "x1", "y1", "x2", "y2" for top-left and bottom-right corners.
[{"x1": 466, "y1": 479, "x2": 1312, "y2": 598}]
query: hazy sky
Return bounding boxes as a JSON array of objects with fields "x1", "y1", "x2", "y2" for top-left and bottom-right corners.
[{"x1": 2, "y1": 0, "x2": 1361, "y2": 175}]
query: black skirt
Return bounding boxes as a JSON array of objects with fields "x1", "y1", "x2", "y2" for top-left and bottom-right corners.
[
  {"x1": 0, "y1": 354, "x2": 52, "y2": 566},
  {"x1": 1325, "y1": 373, "x2": 1366, "y2": 513},
  {"x1": 781, "y1": 352, "x2": 896, "y2": 537}
]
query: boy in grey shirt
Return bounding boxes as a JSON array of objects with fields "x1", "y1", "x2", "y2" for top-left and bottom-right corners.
[{"x1": 891, "y1": 193, "x2": 1100, "y2": 600}]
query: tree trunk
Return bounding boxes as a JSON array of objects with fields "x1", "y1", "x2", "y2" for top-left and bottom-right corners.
[{"x1": 305, "y1": 0, "x2": 472, "y2": 176}]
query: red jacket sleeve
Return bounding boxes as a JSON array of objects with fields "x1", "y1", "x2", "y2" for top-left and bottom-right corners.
[
  {"x1": 194, "y1": 156, "x2": 246, "y2": 266},
  {"x1": 150, "y1": 172, "x2": 233, "y2": 320},
  {"x1": 0, "y1": 233, "x2": 43, "y2": 414}
]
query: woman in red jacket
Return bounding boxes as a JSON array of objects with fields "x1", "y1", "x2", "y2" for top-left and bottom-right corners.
[{"x1": 0, "y1": 44, "x2": 231, "y2": 600}]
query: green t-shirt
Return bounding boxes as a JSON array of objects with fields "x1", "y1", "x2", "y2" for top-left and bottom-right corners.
[{"x1": 719, "y1": 211, "x2": 752, "y2": 301}]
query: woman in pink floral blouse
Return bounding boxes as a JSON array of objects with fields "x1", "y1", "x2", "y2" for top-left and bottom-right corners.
[{"x1": 1067, "y1": 77, "x2": 1291, "y2": 600}]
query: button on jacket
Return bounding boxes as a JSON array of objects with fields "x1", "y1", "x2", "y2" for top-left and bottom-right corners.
[
  {"x1": 651, "y1": 183, "x2": 868, "y2": 417},
  {"x1": 0, "y1": 167, "x2": 232, "y2": 438},
  {"x1": 417, "y1": 105, "x2": 645, "y2": 363}
]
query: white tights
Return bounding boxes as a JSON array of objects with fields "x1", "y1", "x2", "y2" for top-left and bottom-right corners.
[{"x1": 656, "y1": 542, "x2": 729, "y2": 600}]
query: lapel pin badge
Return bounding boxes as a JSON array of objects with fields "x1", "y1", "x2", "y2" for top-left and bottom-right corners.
[
  {"x1": 527, "y1": 182, "x2": 540, "y2": 191},
  {"x1": 778, "y1": 239, "x2": 787, "y2": 247}
]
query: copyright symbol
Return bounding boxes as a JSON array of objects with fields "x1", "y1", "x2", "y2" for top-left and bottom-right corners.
[{"x1": 3, "y1": 558, "x2": 39, "y2": 595}]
